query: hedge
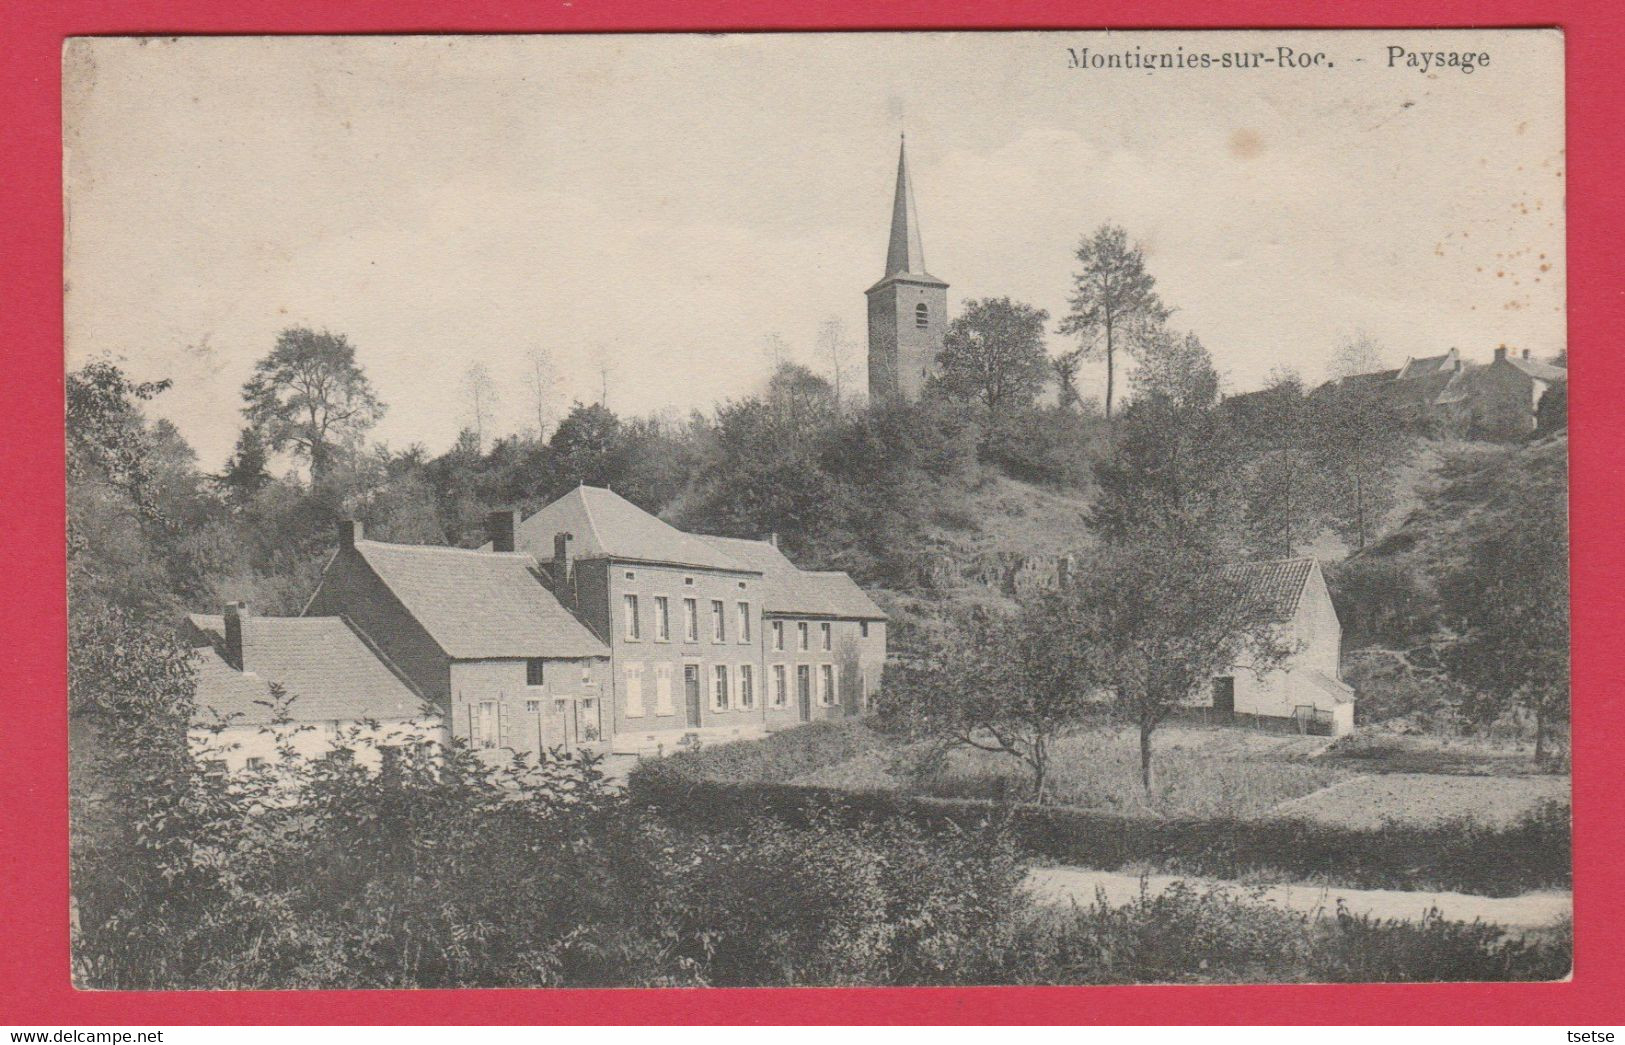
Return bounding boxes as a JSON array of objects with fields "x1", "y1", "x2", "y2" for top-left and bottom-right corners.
[{"x1": 627, "y1": 759, "x2": 1571, "y2": 898}]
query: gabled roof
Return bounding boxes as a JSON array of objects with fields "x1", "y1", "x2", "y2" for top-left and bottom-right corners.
[
  {"x1": 352, "y1": 540, "x2": 609, "y2": 660},
  {"x1": 185, "y1": 614, "x2": 434, "y2": 725},
  {"x1": 1395, "y1": 348, "x2": 1459, "y2": 381},
  {"x1": 1221, "y1": 557, "x2": 1317, "y2": 622},
  {"x1": 511, "y1": 486, "x2": 749, "y2": 572},
  {"x1": 1506, "y1": 355, "x2": 1567, "y2": 382},
  {"x1": 703, "y1": 535, "x2": 887, "y2": 620}
]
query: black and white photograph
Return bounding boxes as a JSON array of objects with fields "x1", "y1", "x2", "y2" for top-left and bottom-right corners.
[{"x1": 63, "y1": 30, "x2": 1570, "y2": 989}]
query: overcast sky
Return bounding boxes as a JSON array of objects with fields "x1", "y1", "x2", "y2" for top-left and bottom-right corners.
[{"x1": 65, "y1": 31, "x2": 1565, "y2": 469}]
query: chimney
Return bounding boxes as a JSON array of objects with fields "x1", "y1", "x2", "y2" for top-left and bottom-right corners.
[
  {"x1": 768, "y1": 532, "x2": 779, "y2": 548},
  {"x1": 553, "y1": 531, "x2": 575, "y2": 585},
  {"x1": 1522, "y1": 348, "x2": 1531, "y2": 360},
  {"x1": 486, "y1": 509, "x2": 518, "y2": 553},
  {"x1": 223, "y1": 601, "x2": 249, "y2": 672},
  {"x1": 338, "y1": 519, "x2": 363, "y2": 550},
  {"x1": 1056, "y1": 554, "x2": 1075, "y2": 591},
  {"x1": 1494, "y1": 346, "x2": 1508, "y2": 363}
]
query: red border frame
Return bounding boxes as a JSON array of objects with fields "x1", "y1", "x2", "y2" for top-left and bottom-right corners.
[{"x1": 4, "y1": 0, "x2": 1622, "y2": 1025}]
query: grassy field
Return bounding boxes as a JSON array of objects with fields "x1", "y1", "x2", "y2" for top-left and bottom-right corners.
[
  {"x1": 793, "y1": 725, "x2": 1347, "y2": 819},
  {"x1": 1269, "y1": 773, "x2": 1569, "y2": 830}
]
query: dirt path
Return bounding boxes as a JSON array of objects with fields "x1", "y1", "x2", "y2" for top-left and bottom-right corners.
[{"x1": 1027, "y1": 865, "x2": 1571, "y2": 932}]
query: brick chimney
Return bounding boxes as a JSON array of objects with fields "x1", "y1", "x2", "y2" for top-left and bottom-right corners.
[
  {"x1": 1494, "y1": 347, "x2": 1508, "y2": 363},
  {"x1": 338, "y1": 519, "x2": 364, "y2": 550},
  {"x1": 553, "y1": 531, "x2": 574, "y2": 586},
  {"x1": 486, "y1": 509, "x2": 518, "y2": 553},
  {"x1": 223, "y1": 601, "x2": 249, "y2": 672}
]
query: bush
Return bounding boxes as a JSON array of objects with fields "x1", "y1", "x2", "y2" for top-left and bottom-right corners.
[
  {"x1": 629, "y1": 769, "x2": 1571, "y2": 897},
  {"x1": 647, "y1": 719, "x2": 887, "y2": 784}
]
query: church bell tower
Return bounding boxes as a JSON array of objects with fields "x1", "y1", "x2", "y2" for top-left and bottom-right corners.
[{"x1": 866, "y1": 135, "x2": 948, "y2": 403}]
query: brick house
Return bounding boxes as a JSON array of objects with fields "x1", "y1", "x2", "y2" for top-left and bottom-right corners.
[
  {"x1": 1198, "y1": 557, "x2": 1355, "y2": 736},
  {"x1": 1334, "y1": 346, "x2": 1566, "y2": 440},
  {"x1": 303, "y1": 521, "x2": 613, "y2": 757},
  {"x1": 183, "y1": 603, "x2": 444, "y2": 771}
]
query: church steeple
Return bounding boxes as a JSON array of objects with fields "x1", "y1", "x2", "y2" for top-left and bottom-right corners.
[
  {"x1": 866, "y1": 134, "x2": 949, "y2": 403},
  {"x1": 883, "y1": 135, "x2": 934, "y2": 280}
]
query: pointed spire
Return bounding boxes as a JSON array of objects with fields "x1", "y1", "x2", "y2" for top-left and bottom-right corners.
[{"x1": 884, "y1": 135, "x2": 930, "y2": 278}]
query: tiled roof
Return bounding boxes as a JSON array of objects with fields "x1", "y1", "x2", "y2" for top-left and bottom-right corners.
[
  {"x1": 510, "y1": 486, "x2": 748, "y2": 572},
  {"x1": 1507, "y1": 355, "x2": 1567, "y2": 382},
  {"x1": 354, "y1": 540, "x2": 609, "y2": 660},
  {"x1": 185, "y1": 615, "x2": 435, "y2": 725},
  {"x1": 703, "y1": 535, "x2": 886, "y2": 620},
  {"x1": 1396, "y1": 349, "x2": 1458, "y2": 381},
  {"x1": 1220, "y1": 557, "x2": 1316, "y2": 622},
  {"x1": 1339, "y1": 368, "x2": 1400, "y2": 388}
]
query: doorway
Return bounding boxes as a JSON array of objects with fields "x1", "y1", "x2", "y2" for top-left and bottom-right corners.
[
  {"x1": 797, "y1": 665, "x2": 812, "y2": 722},
  {"x1": 684, "y1": 664, "x2": 702, "y2": 726},
  {"x1": 1211, "y1": 676, "x2": 1236, "y2": 721}
]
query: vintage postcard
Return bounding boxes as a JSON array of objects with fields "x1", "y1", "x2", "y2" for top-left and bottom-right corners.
[{"x1": 63, "y1": 30, "x2": 1568, "y2": 989}]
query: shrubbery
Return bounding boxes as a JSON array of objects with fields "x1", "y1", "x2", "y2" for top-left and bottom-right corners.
[{"x1": 629, "y1": 763, "x2": 1571, "y2": 898}]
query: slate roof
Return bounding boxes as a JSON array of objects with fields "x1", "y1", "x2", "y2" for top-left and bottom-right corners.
[
  {"x1": 1507, "y1": 355, "x2": 1567, "y2": 382},
  {"x1": 1338, "y1": 368, "x2": 1400, "y2": 389},
  {"x1": 509, "y1": 486, "x2": 748, "y2": 572},
  {"x1": 1220, "y1": 557, "x2": 1317, "y2": 622},
  {"x1": 703, "y1": 535, "x2": 887, "y2": 620},
  {"x1": 185, "y1": 615, "x2": 434, "y2": 725},
  {"x1": 1396, "y1": 349, "x2": 1459, "y2": 381},
  {"x1": 353, "y1": 540, "x2": 609, "y2": 660}
]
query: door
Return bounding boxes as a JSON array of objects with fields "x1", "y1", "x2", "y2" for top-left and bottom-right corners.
[
  {"x1": 797, "y1": 665, "x2": 812, "y2": 722},
  {"x1": 683, "y1": 664, "x2": 702, "y2": 727},
  {"x1": 1211, "y1": 677, "x2": 1236, "y2": 721}
]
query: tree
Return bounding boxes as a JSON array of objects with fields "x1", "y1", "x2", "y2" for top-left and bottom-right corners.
[
  {"x1": 934, "y1": 297, "x2": 1052, "y2": 421},
  {"x1": 1224, "y1": 370, "x2": 1320, "y2": 559},
  {"x1": 1305, "y1": 379, "x2": 1411, "y2": 551},
  {"x1": 1091, "y1": 334, "x2": 1242, "y2": 555},
  {"x1": 241, "y1": 328, "x2": 384, "y2": 480},
  {"x1": 462, "y1": 362, "x2": 500, "y2": 449},
  {"x1": 548, "y1": 401, "x2": 629, "y2": 491},
  {"x1": 1440, "y1": 458, "x2": 1569, "y2": 762},
  {"x1": 1058, "y1": 224, "x2": 1169, "y2": 420},
  {"x1": 218, "y1": 427, "x2": 272, "y2": 507},
  {"x1": 1052, "y1": 347, "x2": 1085, "y2": 411},
  {"x1": 524, "y1": 346, "x2": 558, "y2": 437},
  {"x1": 1326, "y1": 331, "x2": 1388, "y2": 382},
  {"x1": 1062, "y1": 542, "x2": 1289, "y2": 796},
  {"x1": 878, "y1": 599, "x2": 1104, "y2": 803},
  {"x1": 817, "y1": 317, "x2": 857, "y2": 406},
  {"x1": 1130, "y1": 326, "x2": 1217, "y2": 409}
]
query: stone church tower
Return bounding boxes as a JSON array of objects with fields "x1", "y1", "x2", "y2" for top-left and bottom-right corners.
[{"x1": 867, "y1": 136, "x2": 948, "y2": 402}]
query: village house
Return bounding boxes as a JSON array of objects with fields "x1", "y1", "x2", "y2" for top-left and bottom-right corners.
[
  {"x1": 187, "y1": 487, "x2": 889, "y2": 766},
  {"x1": 183, "y1": 603, "x2": 444, "y2": 771},
  {"x1": 1335, "y1": 345, "x2": 1565, "y2": 440},
  {"x1": 1199, "y1": 557, "x2": 1355, "y2": 736}
]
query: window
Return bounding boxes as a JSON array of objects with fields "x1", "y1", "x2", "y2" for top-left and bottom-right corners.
[
  {"x1": 772, "y1": 620, "x2": 785, "y2": 651},
  {"x1": 624, "y1": 594, "x2": 641, "y2": 640},
  {"x1": 915, "y1": 302, "x2": 929, "y2": 328},
  {"x1": 821, "y1": 622, "x2": 832, "y2": 651},
  {"x1": 525, "y1": 699, "x2": 542, "y2": 713},
  {"x1": 624, "y1": 664, "x2": 645, "y2": 718},
  {"x1": 654, "y1": 664, "x2": 674, "y2": 715},
  {"x1": 739, "y1": 665, "x2": 754, "y2": 709},
  {"x1": 475, "y1": 700, "x2": 499, "y2": 749},
  {"x1": 737, "y1": 602, "x2": 752, "y2": 643},
  {"x1": 202, "y1": 759, "x2": 228, "y2": 776},
  {"x1": 245, "y1": 756, "x2": 266, "y2": 771},
  {"x1": 654, "y1": 596, "x2": 671, "y2": 641},
  {"x1": 683, "y1": 598, "x2": 699, "y2": 642},
  {"x1": 711, "y1": 600, "x2": 726, "y2": 642},
  {"x1": 713, "y1": 664, "x2": 730, "y2": 711},
  {"x1": 860, "y1": 621, "x2": 870, "y2": 639},
  {"x1": 581, "y1": 663, "x2": 593, "y2": 684},
  {"x1": 625, "y1": 570, "x2": 636, "y2": 580},
  {"x1": 684, "y1": 576, "x2": 695, "y2": 586},
  {"x1": 820, "y1": 665, "x2": 836, "y2": 707},
  {"x1": 798, "y1": 621, "x2": 810, "y2": 650},
  {"x1": 553, "y1": 698, "x2": 568, "y2": 713},
  {"x1": 526, "y1": 658, "x2": 546, "y2": 687},
  {"x1": 772, "y1": 664, "x2": 787, "y2": 707}
]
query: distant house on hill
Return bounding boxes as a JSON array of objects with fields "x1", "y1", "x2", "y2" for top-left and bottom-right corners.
[
  {"x1": 183, "y1": 605, "x2": 444, "y2": 771},
  {"x1": 1333, "y1": 346, "x2": 1565, "y2": 440},
  {"x1": 1198, "y1": 557, "x2": 1355, "y2": 737}
]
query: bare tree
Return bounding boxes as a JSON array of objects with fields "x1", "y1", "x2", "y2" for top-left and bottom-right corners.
[
  {"x1": 524, "y1": 346, "x2": 558, "y2": 438},
  {"x1": 462, "y1": 363, "x2": 499, "y2": 450},
  {"x1": 761, "y1": 332, "x2": 791, "y2": 376},
  {"x1": 816, "y1": 318, "x2": 857, "y2": 406},
  {"x1": 1327, "y1": 331, "x2": 1388, "y2": 382}
]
